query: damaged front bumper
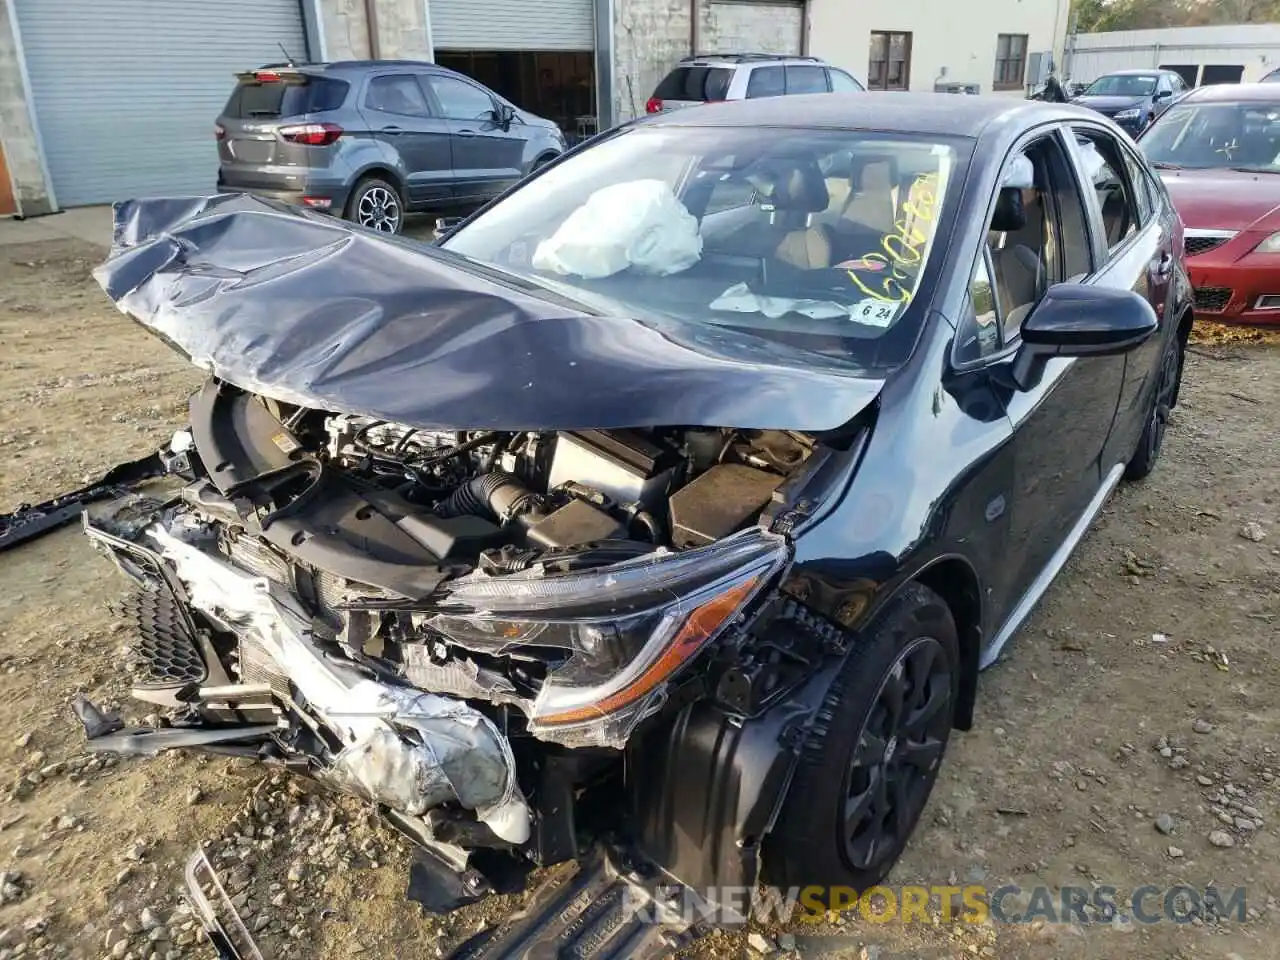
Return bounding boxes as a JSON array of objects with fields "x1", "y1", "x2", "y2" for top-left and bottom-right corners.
[{"x1": 80, "y1": 507, "x2": 531, "y2": 846}]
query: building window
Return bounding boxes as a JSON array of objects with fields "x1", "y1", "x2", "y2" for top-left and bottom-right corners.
[
  {"x1": 994, "y1": 34, "x2": 1028, "y2": 91},
  {"x1": 869, "y1": 31, "x2": 912, "y2": 91}
]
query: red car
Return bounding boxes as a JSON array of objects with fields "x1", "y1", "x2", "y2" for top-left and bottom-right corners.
[{"x1": 1137, "y1": 83, "x2": 1280, "y2": 326}]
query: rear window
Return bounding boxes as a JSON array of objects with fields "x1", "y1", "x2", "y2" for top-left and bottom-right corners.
[
  {"x1": 222, "y1": 75, "x2": 349, "y2": 119},
  {"x1": 654, "y1": 66, "x2": 733, "y2": 102}
]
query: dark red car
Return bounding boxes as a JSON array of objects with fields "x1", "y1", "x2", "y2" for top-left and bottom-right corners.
[{"x1": 1137, "y1": 83, "x2": 1280, "y2": 325}]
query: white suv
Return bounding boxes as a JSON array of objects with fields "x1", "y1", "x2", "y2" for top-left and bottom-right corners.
[{"x1": 646, "y1": 53, "x2": 865, "y2": 114}]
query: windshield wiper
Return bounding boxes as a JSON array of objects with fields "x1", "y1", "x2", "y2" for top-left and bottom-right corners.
[
  {"x1": 1149, "y1": 161, "x2": 1182, "y2": 170},
  {"x1": 1227, "y1": 166, "x2": 1279, "y2": 174}
]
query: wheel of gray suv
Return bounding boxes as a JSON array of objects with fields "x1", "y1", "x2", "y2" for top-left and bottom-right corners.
[
  {"x1": 763, "y1": 583, "x2": 958, "y2": 894},
  {"x1": 346, "y1": 177, "x2": 403, "y2": 234}
]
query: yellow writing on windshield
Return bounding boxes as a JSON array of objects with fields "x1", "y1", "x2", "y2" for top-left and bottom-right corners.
[{"x1": 848, "y1": 172, "x2": 940, "y2": 303}]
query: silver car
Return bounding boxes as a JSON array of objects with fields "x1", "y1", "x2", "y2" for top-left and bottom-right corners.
[
  {"x1": 646, "y1": 53, "x2": 864, "y2": 114},
  {"x1": 216, "y1": 61, "x2": 566, "y2": 234}
]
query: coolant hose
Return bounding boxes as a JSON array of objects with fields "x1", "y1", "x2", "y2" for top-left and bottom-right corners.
[{"x1": 434, "y1": 472, "x2": 541, "y2": 524}]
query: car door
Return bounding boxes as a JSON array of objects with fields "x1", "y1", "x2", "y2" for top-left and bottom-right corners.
[
  {"x1": 785, "y1": 64, "x2": 830, "y2": 95},
  {"x1": 980, "y1": 129, "x2": 1129, "y2": 610},
  {"x1": 358, "y1": 73, "x2": 453, "y2": 205},
  {"x1": 1068, "y1": 123, "x2": 1172, "y2": 471},
  {"x1": 424, "y1": 73, "x2": 525, "y2": 202}
]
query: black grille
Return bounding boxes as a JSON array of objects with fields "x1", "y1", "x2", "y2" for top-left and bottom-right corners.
[
  {"x1": 1185, "y1": 236, "x2": 1229, "y2": 257},
  {"x1": 1194, "y1": 286, "x2": 1233, "y2": 312},
  {"x1": 117, "y1": 588, "x2": 208, "y2": 688}
]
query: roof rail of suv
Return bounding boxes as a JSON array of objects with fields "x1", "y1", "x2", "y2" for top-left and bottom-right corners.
[{"x1": 679, "y1": 52, "x2": 822, "y2": 63}]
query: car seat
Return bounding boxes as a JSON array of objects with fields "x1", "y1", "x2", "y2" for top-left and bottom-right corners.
[
  {"x1": 988, "y1": 187, "x2": 1046, "y2": 330},
  {"x1": 744, "y1": 158, "x2": 835, "y2": 270}
]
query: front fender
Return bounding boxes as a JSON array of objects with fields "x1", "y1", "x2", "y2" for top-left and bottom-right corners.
[{"x1": 627, "y1": 659, "x2": 841, "y2": 903}]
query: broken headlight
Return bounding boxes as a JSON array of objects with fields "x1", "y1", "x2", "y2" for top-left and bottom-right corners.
[{"x1": 423, "y1": 528, "x2": 788, "y2": 747}]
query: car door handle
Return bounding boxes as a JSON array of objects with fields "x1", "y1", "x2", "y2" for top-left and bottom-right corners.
[
  {"x1": 456, "y1": 129, "x2": 476, "y2": 137},
  {"x1": 380, "y1": 126, "x2": 402, "y2": 136},
  {"x1": 1156, "y1": 252, "x2": 1173, "y2": 277}
]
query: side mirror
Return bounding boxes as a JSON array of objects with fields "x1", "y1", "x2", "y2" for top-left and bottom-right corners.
[
  {"x1": 1154, "y1": 90, "x2": 1173, "y2": 101},
  {"x1": 1010, "y1": 283, "x2": 1157, "y2": 390},
  {"x1": 433, "y1": 216, "x2": 463, "y2": 242},
  {"x1": 493, "y1": 103, "x2": 516, "y2": 127}
]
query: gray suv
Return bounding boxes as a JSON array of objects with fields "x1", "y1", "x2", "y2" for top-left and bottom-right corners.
[
  {"x1": 216, "y1": 61, "x2": 566, "y2": 234},
  {"x1": 646, "y1": 53, "x2": 864, "y2": 113}
]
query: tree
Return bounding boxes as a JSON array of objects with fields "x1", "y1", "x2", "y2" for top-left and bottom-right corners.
[{"x1": 1072, "y1": 0, "x2": 1280, "y2": 31}]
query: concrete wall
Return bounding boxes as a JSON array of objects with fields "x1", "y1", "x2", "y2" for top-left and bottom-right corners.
[
  {"x1": 700, "y1": 1, "x2": 802, "y2": 57},
  {"x1": 317, "y1": 0, "x2": 433, "y2": 61},
  {"x1": 1068, "y1": 23, "x2": 1280, "y2": 85},
  {"x1": 808, "y1": 0, "x2": 1071, "y2": 94},
  {"x1": 613, "y1": 0, "x2": 691, "y2": 121},
  {"x1": 0, "y1": 0, "x2": 53, "y2": 216}
]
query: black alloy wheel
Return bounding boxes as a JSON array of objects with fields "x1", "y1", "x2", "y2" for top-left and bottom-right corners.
[
  {"x1": 764, "y1": 583, "x2": 959, "y2": 892},
  {"x1": 1125, "y1": 332, "x2": 1183, "y2": 481},
  {"x1": 842, "y1": 635, "x2": 952, "y2": 871}
]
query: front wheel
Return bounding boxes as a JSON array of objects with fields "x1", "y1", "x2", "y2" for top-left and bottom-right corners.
[
  {"x1": 345, "y1": 177, "x2": 404, "y2": 234},
  {"x1": 763, "y1": 583, "x2": 958, "y2": 893},
  {"x1": 1125, "y1": 332, "x2": 1183, "y2": 481}
]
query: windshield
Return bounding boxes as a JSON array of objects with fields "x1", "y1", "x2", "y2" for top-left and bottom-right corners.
[
  {"x1": 442, "y1": 126, "x2": 964, "y2": 367},
  {"x1": 1141, "y1": 100, "x2": 1280, "y2": 172},
  {"x1": 1084, "y1": 74, "x2": 1157, "y2": 97}
]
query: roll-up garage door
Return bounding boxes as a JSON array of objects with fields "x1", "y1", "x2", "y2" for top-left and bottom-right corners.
[
  {"x1": 431, "y1": 0, "x2": 595, "y2": 51},
  {"x1": 14, "y1": 0, "x2": 308, "y2": 207}
]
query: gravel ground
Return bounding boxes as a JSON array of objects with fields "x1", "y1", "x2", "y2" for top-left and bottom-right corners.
[{"x1": 0, "y1": 239, "x2": 1278, "y2": 960}]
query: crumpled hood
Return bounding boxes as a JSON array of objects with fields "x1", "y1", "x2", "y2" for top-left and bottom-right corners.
[{"x1": 93, "y1": 194, "x2": 883, "y2": 433}]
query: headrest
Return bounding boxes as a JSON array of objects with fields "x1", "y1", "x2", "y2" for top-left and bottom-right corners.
[
  {"x1": 991, "y1": 187, "x2": 1026, "y2": 233},
  {"x1": 746, "y1": 159, "x2": 829, "y2": 214},
  {"x1": 850, "y1": 154, "x2": 898, "y2": 190}
]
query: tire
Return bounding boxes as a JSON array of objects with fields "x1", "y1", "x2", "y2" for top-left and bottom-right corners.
[
  {"x1": 763, "y1": 583, "x2": 958, "y2": 893},
  {"x1": 1125, "y1": 331, "x2": 1184, "y2": 482},
  {"x1": 345, "y1": 177, "x2": 404, "y2": 234}
]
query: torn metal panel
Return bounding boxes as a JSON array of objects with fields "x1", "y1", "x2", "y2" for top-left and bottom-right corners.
[
  {"x1": 142, "y1": 517, "x2": 531, "y2": 844},
  {"x1": 92, "y1": 195, "x2": 884, "y2": 433}
]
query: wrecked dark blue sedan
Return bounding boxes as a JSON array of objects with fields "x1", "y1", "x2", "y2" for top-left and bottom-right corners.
[{"x1": 75, "y1": 92, "x2": 1191, "y2": 957}]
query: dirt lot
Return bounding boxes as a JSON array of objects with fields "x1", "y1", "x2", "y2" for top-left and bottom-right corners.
[{"x1": 0, "y1": 237, "x2": 1278, "y2": 960}]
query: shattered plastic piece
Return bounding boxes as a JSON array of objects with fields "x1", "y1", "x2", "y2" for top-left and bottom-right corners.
[
  {"x1": 531, "y1": 179, "x2": 703, "y2": 279},
  {"x1": 70, "y1": 694, "x2": 125, "y2": 739},
  {"x1": 81, "y1": 725, "x2": 278, "y2": 757},
  {"x1": 184, "y1": 848, "x2": 264, "y2": 960},
  {"x1": 145, "y1": 520, "x2": 530, "y2": 843},
  {"x1": 405, "y1": 847, "x2": 491, "y2": 914}
]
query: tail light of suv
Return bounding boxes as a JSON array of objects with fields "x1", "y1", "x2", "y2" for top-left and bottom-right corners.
[
  {"x1": 645, "y1": 97, "x2": 663, "y2": 114},
  {"x1": 279, "y1": 122, "x2": 344, "y2": 146}
]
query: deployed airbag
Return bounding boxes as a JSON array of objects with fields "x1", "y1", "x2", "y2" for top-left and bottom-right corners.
[{"x1": 532, "y1": 179, "x2": 703, "y2": 279}]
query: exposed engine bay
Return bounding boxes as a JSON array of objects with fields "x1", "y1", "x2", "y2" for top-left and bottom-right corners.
[{"x1": 76, "y1": 379, "x2": 842, "y2": 901}]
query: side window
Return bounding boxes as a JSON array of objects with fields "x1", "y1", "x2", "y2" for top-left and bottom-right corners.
[
  {"x1": 428, "y1": 75, "x2": 496, "y2": 120},
  {"x1": 828, "y1": 68, "x2": 865, "y2": 92},
  {"x1": 957, "y1": 134, "x2": 1094, "y2": 362},
  {"x1": 786, "y1": 64, "x2": 829, "y2": 95},
  {"x1": 1120, "y1": 147, "x2": 1156, "y2": 224},
  {"x1": 746, "y1": 66, "x2": 786, "y2": 99},
  {"x1": 959, "y1": 249, "x2": 1003, "y2": 361},
  {"x1": 1073, "y1": 128, "x2": 1145, "y2": 253},
  {"x1": 364, "y1": 74, "x2": 432, "y2": 117}
]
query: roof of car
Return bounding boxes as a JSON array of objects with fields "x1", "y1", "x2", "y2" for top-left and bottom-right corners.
[
  {"x1": 642, "y1": 91, "x2": 1096, "y2": 139},
  {"x1": 257, "y1": 60, "x2": 445, "y2": 75},
  {"x1": 1178, "y1": 82, "x2": 1280, "y2": 102},
  {"x1": 1096, "y1": 68, "x2": 1174, "y2": 76},
  {"x1": 678, "y1": 53, "x2": 826, "y2": 65}
]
